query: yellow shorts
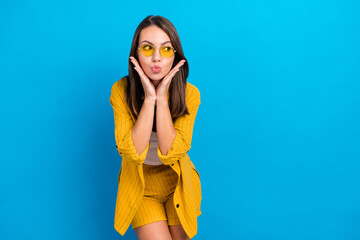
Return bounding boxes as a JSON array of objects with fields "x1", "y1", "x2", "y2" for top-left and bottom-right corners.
[{"x1": 131, "y1": 163, "x2": 181, "y2": 229}]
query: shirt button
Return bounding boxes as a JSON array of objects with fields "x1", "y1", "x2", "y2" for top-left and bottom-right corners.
[{"x1": 176, "y1": 204, "x2": 180, "y2": 208}]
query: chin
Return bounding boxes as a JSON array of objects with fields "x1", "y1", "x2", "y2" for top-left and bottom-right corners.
[
  {"x1": 151, "y1": 77, "x2": 163, "y2": 81},
  {"x1": 147, "y1": 73, "x2": 165, "y2": 81}
]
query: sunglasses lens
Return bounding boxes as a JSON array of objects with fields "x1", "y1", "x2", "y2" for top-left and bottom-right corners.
[
  {"x1": 139, "y1": 45, "x2": 175, "y2": 58},
  {"x1": 139, "y1": 45, "x2": 154, "y2": 56},
  {"x1": 160, "y1": 46, "x2": 175, "y2": 58}
]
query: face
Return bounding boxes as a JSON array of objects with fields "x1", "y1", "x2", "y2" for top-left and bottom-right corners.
[{"x1": 137, "y1": 25, "x2": 175, "y2": 83}]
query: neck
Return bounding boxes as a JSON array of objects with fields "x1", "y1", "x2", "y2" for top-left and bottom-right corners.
[{"x1": 151, "y1": 80, "x2": 160, "y2": 88}]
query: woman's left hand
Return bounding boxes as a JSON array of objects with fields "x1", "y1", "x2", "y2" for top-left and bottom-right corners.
[{"x1": 156, "y1": 60, "x2": 186, "y2": 103}]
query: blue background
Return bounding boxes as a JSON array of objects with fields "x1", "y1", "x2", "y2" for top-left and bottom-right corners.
[{"x1": 1, "y1": 0, "x2": 360, "y2": 239}]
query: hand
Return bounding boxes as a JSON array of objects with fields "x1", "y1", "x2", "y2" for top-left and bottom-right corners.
[
  {"x1": 129, "y1": 56, "x2": 156, "y2": 101},
  {"x1": 156, "y1": 60, "x2": 186, "y2": 103}
]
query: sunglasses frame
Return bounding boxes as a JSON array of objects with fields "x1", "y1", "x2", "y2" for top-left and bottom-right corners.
[{"x1": 137, "y1": 44, "x2": 177, "y2": 58}]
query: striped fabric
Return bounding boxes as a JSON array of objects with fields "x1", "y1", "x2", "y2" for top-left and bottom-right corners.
[
  {"x1": 131, "y1": 163, "x2": 181, "y2": 229},
  {"x1": 109, "y1": 76, "x2": 202, "y2": 239}
]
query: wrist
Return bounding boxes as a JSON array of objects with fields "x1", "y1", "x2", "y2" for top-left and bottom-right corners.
[
  {"x1": 156, "y1": 99, "x2": 169, "y2": 108},
  {"x1": 144, "y1": 98, "x2": 156, "y2": 106}
]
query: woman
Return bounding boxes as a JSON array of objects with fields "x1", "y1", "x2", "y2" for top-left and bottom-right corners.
[{"x1": 110, "y1": 15, "x2": 202, "y2": 240}]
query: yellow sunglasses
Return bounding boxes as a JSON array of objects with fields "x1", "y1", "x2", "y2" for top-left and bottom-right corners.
[{"x1": 138, "y1": 44, "x2": 176, "y2": 58}]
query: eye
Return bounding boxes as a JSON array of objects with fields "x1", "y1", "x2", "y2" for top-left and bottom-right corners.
[
  {"x1": 143, "y1": 45, "x2": 153, "y2": 50},
  {"x1": 163, "y1": 46, "x2": 171, "y2": 52}
]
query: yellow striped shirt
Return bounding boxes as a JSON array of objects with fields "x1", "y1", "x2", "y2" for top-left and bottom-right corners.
[{"x1": 109, "y1": 76, "x2": 202, "y2": 238}]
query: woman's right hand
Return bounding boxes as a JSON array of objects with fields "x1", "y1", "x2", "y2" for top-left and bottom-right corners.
[{"x1": 129, "y1": 56, "x2": 156, "y2": 101}]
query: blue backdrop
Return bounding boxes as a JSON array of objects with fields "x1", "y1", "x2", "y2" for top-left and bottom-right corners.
[{"x1": 1, "y1": 0, "x2": 359, "y2": 239}]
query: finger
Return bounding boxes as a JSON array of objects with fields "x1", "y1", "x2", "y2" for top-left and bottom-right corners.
[
  {"x1": 173, "y1": 60, "x2": 186, "y2": 71},
  {"x1": 174, "y1": 59, "x2": 186, "y2": 68},
  {"x1": 168, "y1": 60, "x2": 186, "y2": 76},
  {"x1": 130, "y1": 58, "x2": 146, "y2": 76},
  {"x1": 170, "y1": 69, "x2": 180, "y2": 79},
  {"x1": 163, "y1": 69, "x2": 179, "y2": 85},
  {"x1": 133, "y1": 65, "x2": 144, "y2": 75},
  {"x1": 129, "y1": 57, "x2": 142, "y2": 71},
  {"x1": 133, "y1": 66, "x2": 146, "y2": 79},
  {"x1": 134, "y1": 67, "x2": 147, "y2": 80},
  {"x1": 133, "y1": 67, "x2": 143, "y2": 76}
]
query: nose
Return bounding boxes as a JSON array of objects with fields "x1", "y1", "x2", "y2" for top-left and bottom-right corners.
[{"x1": 152, "y1": 48, "x2": 161, "y2": 62}]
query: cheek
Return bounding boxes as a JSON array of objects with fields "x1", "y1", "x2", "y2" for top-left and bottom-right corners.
[
  {"x1": 163, "y1": 58, "x2": 175, "y2": 74},
  {"x1": 138, "y1": 55, "x2": 150, "y2": 70}
]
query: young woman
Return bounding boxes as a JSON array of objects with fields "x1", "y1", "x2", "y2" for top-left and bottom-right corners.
[{"x1": 110, "y1": 15, "x2": 202, "y2": 240}]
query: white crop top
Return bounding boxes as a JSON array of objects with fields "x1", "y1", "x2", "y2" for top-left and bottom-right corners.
[{"x1": 144, "y1": 131, "x2": 164, "y2": 165}]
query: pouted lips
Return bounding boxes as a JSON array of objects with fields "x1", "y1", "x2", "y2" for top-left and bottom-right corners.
[{"x1": 151, "y1": 66, "x2": 162, "y2": 73}]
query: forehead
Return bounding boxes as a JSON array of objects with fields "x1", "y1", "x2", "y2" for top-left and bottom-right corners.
[{"x1": 138, "y1": 25, "x2": 171, "y2": 44}]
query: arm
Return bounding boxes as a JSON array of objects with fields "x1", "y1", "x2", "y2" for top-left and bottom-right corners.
[
  {"x1": 109, "y1": 80, "x2": 154, "y2": 164},
  {"x1": 132, "y1": 98, "x2": 155, "y2": 155},
  {"x1": 156, "y1": 99, "x2": 177, "y2": 157},
  {"x1": 156, "y1": 86, "x2": 201, "y2": 165}
]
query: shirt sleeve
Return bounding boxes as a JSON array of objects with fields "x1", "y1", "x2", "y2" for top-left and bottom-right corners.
[
  {"x1": 157, "y1": 85, "x2": 201, "y2": 165},
  {"x1": 109, "y1": 80, "x2": 150, "y2": 164}
]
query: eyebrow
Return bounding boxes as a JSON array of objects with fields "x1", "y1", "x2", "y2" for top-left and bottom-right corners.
[{"x1": 139, "y1": 40, "x2": 171, "y2": 45}]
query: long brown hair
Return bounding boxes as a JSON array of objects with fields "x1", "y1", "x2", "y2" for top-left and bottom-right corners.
[{"x1": 126, "y1": 15, "x2": 189, "y2": 122}]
